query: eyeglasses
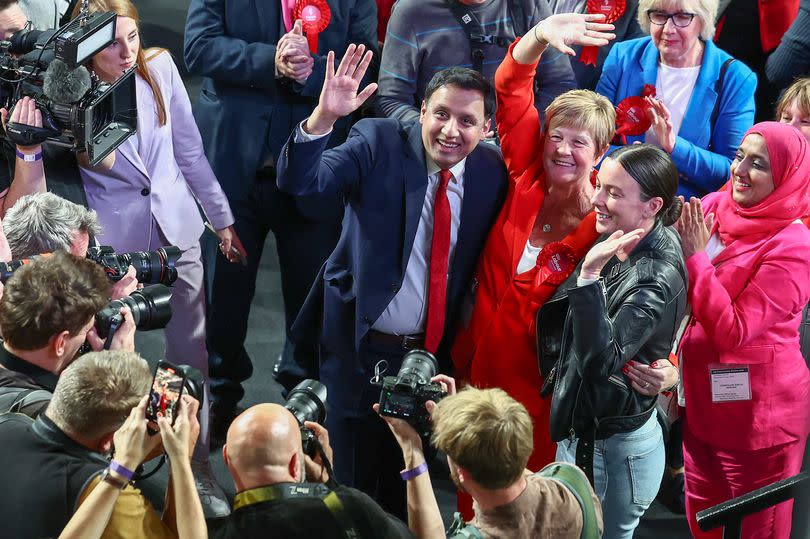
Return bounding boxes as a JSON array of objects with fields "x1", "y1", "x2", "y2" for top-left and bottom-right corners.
[{"x1": 647, "y1": 10, "x2": 696, "y2": 27}]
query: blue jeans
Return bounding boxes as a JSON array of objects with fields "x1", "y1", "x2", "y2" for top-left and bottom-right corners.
[{"x1": 557, "y1": 410, "x2": 664, "y2": 539}]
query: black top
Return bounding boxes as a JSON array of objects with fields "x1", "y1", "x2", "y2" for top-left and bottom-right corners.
[
  {"x1": 0, "y1": 344, "x2": 59, "y2": 392},
  {"x1": 0, "y1": 140, "x2": 89, "y2": 209},
  {"x1": 208, "y1": 483, "x2": 414, "y2": 539},
  {"x1": 0, "y1": 414, "x2": 107, "y2": 539}
]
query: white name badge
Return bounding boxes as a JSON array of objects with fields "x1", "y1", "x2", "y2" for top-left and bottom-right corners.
[{"x1": 710, "y1": 366, "x2": 751, "y2": 402}]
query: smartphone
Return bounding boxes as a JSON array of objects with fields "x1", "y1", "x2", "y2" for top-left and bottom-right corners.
[
  {"x1": 204, "y1": 222, "x2": 247, "y2": 266},
  {"x1": 145, "y1": 361, "x2": 187, "y2": 431}
]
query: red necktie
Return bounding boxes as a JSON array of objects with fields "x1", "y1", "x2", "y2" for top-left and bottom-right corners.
[{"x1": 424, "y1": 169, "x2": 452, "y2": 352}]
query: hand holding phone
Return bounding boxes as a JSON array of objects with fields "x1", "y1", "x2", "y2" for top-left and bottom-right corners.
[{"x1": 145, "y1": 361, "x2": 187, "y2": 434}]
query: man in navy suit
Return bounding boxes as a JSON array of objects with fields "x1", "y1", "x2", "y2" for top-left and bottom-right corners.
[
  {"x1": 276, "y1": 45, "x2": 508, "y2": 518},
  {"x1": 184, "y1": 0, "x2": 378, "y2": 437}
]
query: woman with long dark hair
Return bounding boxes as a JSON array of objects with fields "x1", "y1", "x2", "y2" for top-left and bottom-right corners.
[{"x1": 538, "y1": 144, "x2": 687, "y2": 538}]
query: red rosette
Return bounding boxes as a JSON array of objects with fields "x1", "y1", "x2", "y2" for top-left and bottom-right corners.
[
  {"x1": 293, "y1": 0, "x2": 331, "y2": 53},
  {"x1": 535, "y1": 242, "x2": 577, "y2": 286},
  {"x1": 614, "y1": 95, "x2": 652, "y2": 144},
  {"x1": 579, "y1": 0, "x2": 627, "y2": 66}
]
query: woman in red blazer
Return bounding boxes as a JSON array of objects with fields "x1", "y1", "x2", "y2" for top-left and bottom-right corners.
[{"x1": 678, "y1": 122, "x2": 810, "y2": 539}]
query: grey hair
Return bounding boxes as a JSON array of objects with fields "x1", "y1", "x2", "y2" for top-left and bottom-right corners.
[
  {"x1": 4, "y1": 193, "x2": 102, "y2": 258},
  {"x1": 637, "y1": 0, "x2": 718, "y2": 41},
  {"x1": 47, "y1": 351, "x2": 150, "y2": 440}
]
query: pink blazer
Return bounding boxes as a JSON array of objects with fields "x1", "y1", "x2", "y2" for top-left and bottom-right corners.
[
  {"x1": 78, "y1": 51, "x2": 234, "y2": 252},
  {"x1": 681, "y1": 192, "x2": 810, "y2": 451}
]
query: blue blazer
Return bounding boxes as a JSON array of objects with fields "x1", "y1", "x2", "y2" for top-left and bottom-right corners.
[
  {"x1": 596, "y1": 37, "x2": 757, "y2": 198},
  {"x1": 276, "y1": 119, "x2": 507, "y2": 369},
  {"x1": 184, "y1": 0, "x2": 378, "y2": 205}
]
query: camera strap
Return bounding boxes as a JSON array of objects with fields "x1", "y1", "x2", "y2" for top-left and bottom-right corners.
[
  {"x1": 233, "y1": 483, "x2": 360, "y2": 539},
  {"x1": 443, "y1": 0, "x2": 515, "y2": 73}
]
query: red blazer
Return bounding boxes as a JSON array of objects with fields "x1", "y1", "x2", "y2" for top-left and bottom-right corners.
[{"x1": 681, "y1": 192, "x2": 810, "y2": 451}]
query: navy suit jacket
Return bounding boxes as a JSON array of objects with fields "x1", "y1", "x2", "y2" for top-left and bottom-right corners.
[
  {"x1": 184, "y1": 0, "x2": 378, "y2": 204},
  {"x1": 277, "y1": 119, "x2": 507, "y2": 370}
]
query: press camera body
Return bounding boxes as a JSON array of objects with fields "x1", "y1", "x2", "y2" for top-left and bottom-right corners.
[
  {"x1": 284, "y1": 379, "x2": 328, "y2": 458},
  {"x1": 0, "y1": 11, "x2": 137, "y2": 164},
  {"x1": 95, "y1": 284, "x2": 173, "y2": 344},
  {"x1": 375, "y1": 349, "x2": 446, "y2": 437}
]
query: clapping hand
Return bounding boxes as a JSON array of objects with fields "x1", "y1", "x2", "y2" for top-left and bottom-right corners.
[
  {"x1": 580, "y1": 228, "x2": 645, "y2": 281},
  {"x1": 305, "y1": 44, "x2": 377, "y2": 135},
  {"x1": 276, "y1": 20, "x2": 314, "y2": 83},
  {"x1": 534, "y1": 13, "x2": 616, "y2": 56},
  {"x1": 677, "y1": 197, "x2": 713, "y2": 258},
  {"x1": 646, "y1": 97, "x2": 676, "y2": 153}
]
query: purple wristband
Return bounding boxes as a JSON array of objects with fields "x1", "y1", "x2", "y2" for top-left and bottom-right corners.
[
  {"x1": 400, "y1": 462, "x2": 428, "y2": 481},
  {"x1": 15, "y1": 148, "x2": 42, "y2": 162},
  {"x1": 109, "y1": 460, "x2": 135, "y2": 481}
]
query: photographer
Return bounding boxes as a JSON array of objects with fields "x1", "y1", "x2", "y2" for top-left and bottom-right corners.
[
  {"x1": 0, "y1": 350, "x2": 205, "y2": 538},
  {"x1": 3, "y1": 191, "x2": 139, "y2": 299},
  {"x1": 0, "y1": 1, "x2": 89, "y2": 208},
  {"x1": 376, "y1": 379, "x2": 603, "y2": 538},
  {"x1": 0, "y1": 251, "x2": 135, "y2": 416},
  {"x1": 209, "y1": 402, "x2": 414, "y2": 538}
]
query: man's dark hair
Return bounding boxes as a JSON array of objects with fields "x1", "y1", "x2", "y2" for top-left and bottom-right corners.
[
  {"x1": 0, "y1": 252, "x2": 110, "y2": 349},
  {"x1": 0, "y1": 0, "x2": 18, "y2": 10},
  {"x1": 423, "y1": 67, "x2": 496, "y2": 118}
]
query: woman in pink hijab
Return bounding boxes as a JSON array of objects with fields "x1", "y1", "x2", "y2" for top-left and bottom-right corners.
[{"x1": 677, "y1": 121, "x2": 810, "y2": 538}]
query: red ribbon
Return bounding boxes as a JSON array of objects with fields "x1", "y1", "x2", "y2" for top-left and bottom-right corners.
[
  {"x1": 293, "y1": 0, "x2": 331, "y2": 54},
  {"x1": 614, "y1": 84, "x2": 656, "y2": 144},
  {"x1": 579, "y1": 0, "x2": 627, "y2": 66},
  {"x1": 535, "y1": 242, "x2": 577, "y2": 286}
]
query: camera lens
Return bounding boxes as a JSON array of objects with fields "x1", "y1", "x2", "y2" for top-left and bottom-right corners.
[
  {"x1": 124, "y1": 246, "x2": 181, "y2": 286},
  {"x1": 394, "y1": 350, "x2": 438, "y2": 392},
  {"x1": 122, "y1": 284, "x2": 173, "y2": 329},
  {"x1": 285, "y1": 379, "x2": 327, "y2": 426}
]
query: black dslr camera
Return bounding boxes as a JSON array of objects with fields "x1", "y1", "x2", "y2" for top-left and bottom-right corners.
[
  {"x1": 284, "y1": 379, "x2": 327, "y2": 458},
  {"x1": 86, "y1": 246, "x2": 181, "y2": 286},
  {"x1": 374, "y1": 349, "x2": 446, "y2": 437},
  {"x1": 95, "y1": 284, "x2": 173, "y2": 346}
]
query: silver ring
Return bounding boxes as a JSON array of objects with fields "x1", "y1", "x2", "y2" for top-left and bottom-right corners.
[{"x1": 643, "y1": 381, "x2": 649, "y2": 388}]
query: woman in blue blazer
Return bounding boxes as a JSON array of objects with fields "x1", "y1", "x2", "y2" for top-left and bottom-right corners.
[{"x1": 596, "y1": 0, "x2": 757, "y2": 198}]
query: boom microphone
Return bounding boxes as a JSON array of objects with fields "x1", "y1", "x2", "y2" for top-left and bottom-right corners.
[{"x1": 42, "y1": 59, "x2": 92, "y2": 103}]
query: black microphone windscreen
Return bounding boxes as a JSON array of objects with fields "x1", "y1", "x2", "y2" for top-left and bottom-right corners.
[{"x1": 43, "y1": 59, "x2": 92, "y2": 103}]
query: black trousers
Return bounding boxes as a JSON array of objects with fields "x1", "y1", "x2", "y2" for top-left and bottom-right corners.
[
  {"x1": 205, "y1": 167, "x2": 340, "y2": 409},
  {"x1": 321, "y1": 336, "x2": 413, "y2": 521}
]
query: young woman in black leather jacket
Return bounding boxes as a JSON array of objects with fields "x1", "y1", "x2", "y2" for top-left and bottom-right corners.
[{"x1": 537, "y1": 144, "x2": 687, "y2": 539}]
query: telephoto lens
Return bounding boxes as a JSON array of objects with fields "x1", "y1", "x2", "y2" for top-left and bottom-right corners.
[
  {"x1": 95, "y1": 284, "x2": 173, "y2": 339},
  {"x1": 393, "y1": 349, "x2": 439, "y2": 393},
  {"x1": 285, "y1": 380, "x2": 328, "y2": 458}
]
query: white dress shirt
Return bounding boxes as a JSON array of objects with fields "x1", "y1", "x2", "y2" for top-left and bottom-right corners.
[{"x1": 296, "y1": 120, "x2": 466, "y2": 335}]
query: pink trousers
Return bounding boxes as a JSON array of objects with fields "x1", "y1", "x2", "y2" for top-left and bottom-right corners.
[{"x1": 683, "y1": 422, "x2": 806, "y2": 539}]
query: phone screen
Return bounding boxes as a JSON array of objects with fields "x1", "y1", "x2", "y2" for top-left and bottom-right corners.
[{"x1": 145, "y1": 362, "x2": 185, "y2": 426}]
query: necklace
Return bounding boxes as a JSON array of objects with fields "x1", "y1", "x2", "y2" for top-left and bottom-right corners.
[{"x1": 542, "y1": 224, "x2": 552, "y2": 233}]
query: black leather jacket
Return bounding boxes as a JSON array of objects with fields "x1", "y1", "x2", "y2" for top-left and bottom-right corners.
[{"x1": 537, "y1": 222, "x2": 687, "y2": 442}]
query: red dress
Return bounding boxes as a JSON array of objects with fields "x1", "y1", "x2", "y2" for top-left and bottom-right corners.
[{"x1": 451, "y1": 41, "x2": 599, "y2": 517}]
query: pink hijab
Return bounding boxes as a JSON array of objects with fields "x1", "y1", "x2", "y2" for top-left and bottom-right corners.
[{"x1": 715, "y1": 122, "x2": 810, "y2": 244}]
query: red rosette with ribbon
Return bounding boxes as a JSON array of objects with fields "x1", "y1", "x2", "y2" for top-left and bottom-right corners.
[
  {"x1": 535, "y1": 242, "x2": 577, "y2": 286},
  {"x1": 293, "y1": 0, "x2": 331, "y2": 54},
  {"x1": 614, "y1": 85, "x2": 656, "y2": 144},
  {"x1": 579, "y1": 0, "x2": 627, "y2": 66}
]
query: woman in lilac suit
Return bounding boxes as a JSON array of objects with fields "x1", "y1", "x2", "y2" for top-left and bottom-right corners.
[{"x1": 72, "y1": 0, "x2": 245, "y2": 459}]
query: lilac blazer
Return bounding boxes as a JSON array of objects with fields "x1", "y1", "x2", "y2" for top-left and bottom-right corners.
[{"x1": 78, "y1": 51, "x2": 234, "y2": 252}]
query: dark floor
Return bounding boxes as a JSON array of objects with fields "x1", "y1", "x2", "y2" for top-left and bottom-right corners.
[{"x1": 128, "y1": 1, "x2": 788, "y2": 537}]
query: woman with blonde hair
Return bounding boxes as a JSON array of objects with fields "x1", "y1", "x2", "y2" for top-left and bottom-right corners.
[{"x1": 596, "y1": 0, "x2": 756, "y2": 198}]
